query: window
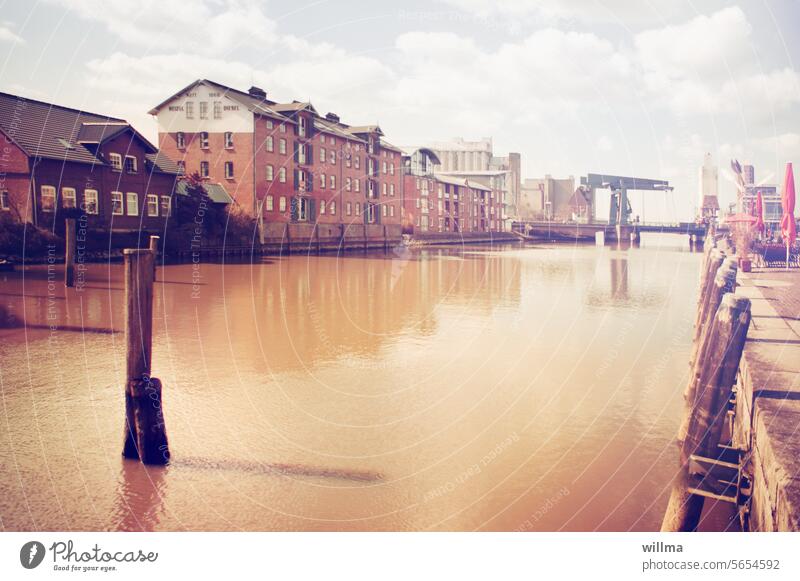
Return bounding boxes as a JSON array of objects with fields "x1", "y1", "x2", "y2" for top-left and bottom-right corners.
[
  {"x1": 213, "y1": 101, "x2": 222, "y2": 119},
  {"x1": 266, "y1": 136, "x2": 274, "y2": 152},
  {"x1": 346, "y1": 177, "x2": 352, "y2": 191},
  {"x1": 126, "y1": 192, "x2": 138, "y2": 216},
  {"x1": 346, "y1": 153, "x2": 351, "y2": 168},
  {"x1": 330, "y1": 151, "x2": 336, "y2": 165},
  {"x1": 389, "y1": 164, "x2": 395, "y2": 176},
  {"x1": 279, "y1": 123, "x2": 286, "y2": 133},
  {"x1": 266, "y1": 165, "x2": 274, "y2": 181},
  {"x1": 83, "y1": 189, "x2": 99, "y2": 214},
  {"x1": 390, "y1": 205, "x2": 395, "y2": 217},
  {"x1": 382, "y1": 205, "x2": 387, "y2": 217},
  {"x1": 354, "y1": 179, "x2": 360, "y2": 193},
  {"x1": 390, "y1": 184, "x2": 395, "y2": 197},
  {"x1": 346, "y1": 202, "x2": 352, "y2": 216},
  {"x1": 177, "y1": 161, "x2": 185, "y2": 174},
  {"x1": 186, "y1": 102, "x2": 194, "y2": 118},
  {"x1": 124, "y1": 155, "x2": 137, "y2": 174},
  {"x1": 111, "y1": 191, "x2": 123, "y2": 215},
  {"x1": 382, "y1": 183, "x2": 387, "y2": 197},
  {"x1": 147, "y1": 194, "x2": 159, "y2": 217},
  {"x1": 319, "y1": 173, "x2": 326, "y2": 189},
  {"x1": 329, "y1": 201, "x2": 336, "y2": 215},
  {"x1": 382, "y1": 161, "x2": 387, "y2": 174},
  {"x1": 329, "y1": 175, "x2": 335, "y2": 190},
  {"x1": 200, "y1": 132, "x2": 209, "y2": 149},
  {"x1": 199, "y1": 102, "x2": 208, "y2": 119},
  {"x1": 224, "y1": 161, "x2": 234, "y2": 179},
  {"x1": 279, "y1": 196, "x2": 287, "y2": 212},
  {"x1": 176, "y1": 132, "x2": 185, "y2": 148},
  {"x1": 160, "y1": 196, "x2": 171, "y2": 217},
  {"x1": 41, "y1": 186, "x2": 56, "y2": 212},
  {"x1": 320, "y1": 200, "x2": 326, "y2": 215},
  {"x1": 298, "y1": 116, "x2": 306, "y2": 137},
  {"x1": 224, "y1": 132, "x2": 234, "y2": 149},
  {"x1": 354, "y1": 155, "x2": 360, "y2": 170},
  {"x1": 109, "y1": 153, "x2": 122, "y2": 171},
  {"x1": 356, "y1": 202, "x2": 361, "y2": 215},
  {"x1": 279, "y1": 167, "x2": 287, "y2": 183},
  {"x1": 320, "y1": 147, "x2": 326, "y2": 163},
  {"x1": 266, "y1": 119, "x2": 274, "y2": 130},
  {"x1": 279, "y1": 138, "x2": 286, "y2": 155},
  {"x1": 0, "y1": 190, "x2": 9, "y2": 210},
  {"x1": 62, "y1": 187, "x2": 77, "y2": 209},
  {"x1": 330, "y1": 137, "x2": 336, "y2": 145},
  {"x1": 200, "y1": 161, "x2": 209, "y2": 178},
  {"x1": 266, "y1": 195, "x2": 274, "y2": 211}
]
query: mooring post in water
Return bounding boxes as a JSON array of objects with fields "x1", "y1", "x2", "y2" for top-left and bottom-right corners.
[
  {"x1": 64, "y1": 218, "x2": 76, "y2": 287},
  {"x1": 662, "y1": 293, "x2": 751, "y2": 532},
  {"x1": 122, "y1": 248, "x2": 170, "y2": 465},
  {"x1": 149, "y1": 235, "x2": 160, "y2": 280}
]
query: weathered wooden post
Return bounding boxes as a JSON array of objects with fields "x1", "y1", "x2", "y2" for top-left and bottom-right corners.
[
  {"x1": 662, "y1": 294, "x2": 751, "y2": 531},
  {"x1": 149, "y1": 235, "x2": 160, "y2": 281},
  {"x1": 64, "y1": 218, "x2": 76, "y2": 287},
  {"x1": 122, "y1": 249, "x2": 170, "y2": 465}
]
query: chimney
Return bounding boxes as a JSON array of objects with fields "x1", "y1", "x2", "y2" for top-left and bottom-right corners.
[
  {"x1": 248, "y1": 86, "x2": 267, "y2": 99},
  {"x1": 325, "y1": 112, "x2": 340, "y2": 123}
]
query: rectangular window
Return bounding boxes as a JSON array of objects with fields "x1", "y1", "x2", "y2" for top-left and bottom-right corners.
[
  {"x1": 62, "y1": 187, "x2": 77, "y2": 208},
  {"x1": 41, "y1": 186, "x2": 56, "y2": 212},
  {"x1": 266, "y1": 195, "x2": 274, "y2": 211},
  {"x1": 382, "y1": 204, "x2": 387, "y2": 217},
  {"x1": 83, "y1": 189, "x2": 98, "y2": 214},
  {"x1": 390, "y1": 164, "x2": 395, "y2": 175},
  {"x1": 346, "y1": 153, "x2": 352, "y2": 168},
  {"x1": 298, "y1": 116, "x2": 306, "y2": 137},
  {"x1": 266, "y1": 165, "x2": 274, "y2": 181},
  {"x1": 213, "y1": 101, "x2": 222, "y2": 119},
  {"x1": 354, "y1": 179, "x2": 360, "y2": 193},
  {"x1": 225, "y1": 161, "x2": 234, "y2": 179},
  {"x1": 356, "y1": 202, "x2": 361, "y2": 215},
  {"x1": 224, "y1": 132, "x2": 234, "y2": 149},
  {"x1": 109, "y1": 153, "x2": 122, "y2": 171},
  {"x1": 279, "y1": 123, "x2": 286, "y2": 133},
  {"x1": 147, "y1": 194, "x2": 159, "y2": 217},
  {"x1": 161, "y1": 195, "x2": 171, "y2": 217},
  {"x1": 126, "y1": 192, "x2": 138, "y2": 216},
  {"x1": 330, "y1": 151, "x2": 336, "y2": 165},
  {"x1": 176, "y1": 132, "x2": 185, "y2": 148},
  {"x1": 279, "y1": 167, "x2": 287, "y2": 183},
  {"x1": 111, "y1": 191, "x2": 123, "y2": 215},
  {"x1": 390, "y1": 184, "x2": 395, "y2": 196},
  {"x1": 319, "y1": 173, "x2": 326, "y2": 189},
  {"x1": 329, "y1": 201, "x2": 336, "y2": 215},
  {"x1": 200, "y1": 132, "x2": 209, "y2": 149},
  {"x1": 199, "y1": 101, "x2": 208, "y2": 119},
  {"x1": 279, "y1": 138, "x2": 287, "y2": 155},
  {"x1": 320, "y1": 200, "x2": 326, "y2": 215},
  {"x1": 186, "y1": 102, "x2": 194, "y2": 118},
  {"x1": 382, "y1": 183, "x2": 387, "y2": 197},
  {"x1": 266, "y1": 136, "x2": 274, "y2": 152},
  {"x1": 266, "y1": 119, "x2": 274, "y2": 130},
  {"x1": 346, "y1": 177, "x2": 352, "y2": 191},
  {"x1": 390, "y1": 205, "x2": 395, "y2": 217},
  {"x1": 347, "y1": 202, "x2": 352, "y2": 216},
  {"x1": 0, "y1": 190, "x2": 10, "y2": 210},
  {"x1": 330, "y1": 137, "x2": 336, "y2": 145},
  {"x1": 320, "y1": 147, "x2": 326, "y2": 163},
  {"x1": 279, "y1": 196, "x2": 287, "y2": 212},
  {"x1": 354, "y1": 156, "x2": 360, "y2": 170},
  {"x1": 200, "y1": 161, "x2": 209, "y2": 177}
]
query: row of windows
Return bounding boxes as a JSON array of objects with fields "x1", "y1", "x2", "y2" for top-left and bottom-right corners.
[
  {"x1": 39, "y1": 186, "x2": 170, "y2": 217},
  {"x1": 262, "y1": 195, "x2": 397, "y2": 219},
  {"x1": 177, "y1": 131, "x2": 235, "y2": 150},
  {"x1": 185, "y1": 101, "x2": 224, "y2": 120},
  {"x1": 199, "y1": 161, "x2": 236, "y2": 179},
  {"x1": 108, "y1": 153, "x2": 138, "y2": 173}
]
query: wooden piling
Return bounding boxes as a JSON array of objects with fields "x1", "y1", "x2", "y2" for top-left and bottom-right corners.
[
  {"x1": 64, "y1": 218, "x2": 76, "y2": 287},
  {"x1": 662, "y1": 293, "x2": 751, "y2": 531},
  {"x1": 122, "y1": 248, "x2": 170, "y2": 465},
  {"x1": 149, "y1": 235, "x2": 160, "y2": 281}
]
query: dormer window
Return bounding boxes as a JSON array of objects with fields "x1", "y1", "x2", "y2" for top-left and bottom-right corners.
[
  {"x1": 124, "y1": 155, "x2": 137, "y2": 174},
  {"x1": 176, "y1": 132, "x2": 185, "y2": 148},
  {"x1": 298, "y1": 116, "x2": 306, "y2": 137},
  {"x1": 109, "y1": 153, "x2": 122, "y2": 171},
  {"x1": 224, "y1": 132, "x2": 234, "y2": 149},
  {"x1": 200, "y1": 132, "x2": 209, "y2": 149}
]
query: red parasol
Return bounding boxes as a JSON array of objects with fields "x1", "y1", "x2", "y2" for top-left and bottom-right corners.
[
  {"x1": 755, "y1": 191, "x2": 765, "y2": 234},
  {"x1": 780, "y1": 162, "x2": 796, "y2": 268}
]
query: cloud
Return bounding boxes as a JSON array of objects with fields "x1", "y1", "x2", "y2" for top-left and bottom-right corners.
[
  {"x1": 0, "y1": 21, "x2": 24, "y2": 43},
  {"x1": 596, "y1": 136, "x2": 613, "y2": 152},
  {"x1": 44, "y1": 0, "x2": 277, "y2": 54}
]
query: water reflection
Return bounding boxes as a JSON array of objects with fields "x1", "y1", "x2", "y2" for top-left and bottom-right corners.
[{"x1": 112, "y1": 460, "x2": 167, "y2": 532}]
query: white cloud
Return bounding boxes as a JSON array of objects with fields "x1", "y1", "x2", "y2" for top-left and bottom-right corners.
[{"x1": 0, "y1": 21, "x2": 24, "y2": 43}]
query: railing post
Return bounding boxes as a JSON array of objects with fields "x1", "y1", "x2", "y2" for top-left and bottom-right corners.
[{"x1": 64, "y1": 218, "x2": 76, "y2": 288}]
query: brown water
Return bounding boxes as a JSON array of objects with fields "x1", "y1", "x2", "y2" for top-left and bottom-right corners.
[{"x1": 0, "y1": 237, "x2": 701, "y2": 531}]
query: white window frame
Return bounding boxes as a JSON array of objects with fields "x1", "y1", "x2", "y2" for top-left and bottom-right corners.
[
  {"x1": 320, "y1": 200, "x2": 326, "y2": 215},
  {"x1": 266, "y1": 165, "x2": 274, "y2": 181},
  {"x1": 62, "y1": 187, "x2": 77, "y2": 209},
  {"x1": 126, "y1": 192, "x2": 138, "y2": 216},
  {"x1": 160, "y1": 195, "x2": 171, "y2": 217},
  {"x1": 320, "y1": 147, "x2": 326, "y2": 163},
  {"x1": 109, "y1": 153, "x2": 122, "y2": 172},
  {"x1": 279, "y1": 138, "x2": 287, "y2": 155},
  {"x1": 266, "y1": 195, "x2": 274, "y2": 211},
  {"x1": 213, "y1": 101, "x2": 222, "y2": 119},
  {"x1": 199, "y1": 101, "x2": 208, "y2": 119},
  {"x1": 279, "y1": 196, "x2": 287, "y2": 212},
  {"x1": 346, "y1": 177, "x2": 352, "y2": 191},
  {"x1": 200, "y1": 132, "x2": 209, "y2": 149},
  {"x1": 147, "y1": 194, "x2": 159, "y2": 217},
  {"x1": 111, "y1": 191, "x2": 123, "y2": 215},
  {"x1": 279, "y1": 167, "x2": 287, "y2": 183},
  {"x1": 266, "y1": 136, "x2": 274, "y2": 152},
  {"x1": 224, "y1": 161, "x2": 234, "y2": 179},
  {"x1": 200, "y1": 161, "x2": 209, "y2": 178},
  {"x1": 41, "y1": 186, "x2": 56, "y2": 212},
  {"x1": 125, "y1": 155, "x2": 137, "y2": 174},
  {"x1": 329, "y1": 201, "x2": 336, "y2": 215},
  {"x1": 186, "y1": 101, "x2": 194, "y2": 119},
  {"x1": 329, "y1": 175, "x2": 335, "y2": 190},
  {"x1": 319, "y1": 173, "x2": 326, "y2": 189},
  {"x1": 224, "y1": 132, "x2": 234, "y2": 149},
  {"x1": 83, "y1": 189, "x2": 99, "y2": 214},
  {"x1": 176, "y1": 132, "x2": 185, "y2": 148}
]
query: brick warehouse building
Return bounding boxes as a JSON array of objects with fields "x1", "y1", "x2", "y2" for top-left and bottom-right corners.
[
  {"x1": 401, "y1": 148, "x2": 503, "y2": 235},
  {"x1": 149, "y1": 79, "x2": 404, "y2": 241},
  {"x1": 0, "y1": 92, "x2": 180, "y2": 235}
]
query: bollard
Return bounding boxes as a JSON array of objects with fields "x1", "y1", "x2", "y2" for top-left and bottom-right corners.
[
  {"x1": 662, "y1": 294, "x2": 751, "y2": 532},
  {"x1": 122, "y1": 249, "x2": 170, "y2": 465},
  {"x1": 65, "y1": 218, "x2": 76, "y2": 287}
]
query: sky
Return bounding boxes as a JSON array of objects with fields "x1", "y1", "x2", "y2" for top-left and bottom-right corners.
[{"x1": 1, "y1": 0, "x2": 799, "y2": 221}]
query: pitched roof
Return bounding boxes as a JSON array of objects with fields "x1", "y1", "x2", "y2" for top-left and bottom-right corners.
[
  {"x1": 76, "y1": 121, "x2": 130, "y2": 144},
  {"x1": 273, "y1": 100, "x2": 317, "y2": 115},
  {"x1": 0, "y1": 91, "x2": 126, "y2": 164},
  {"x1": 174, "y1": 180, "x2": 233, "y2": 204},
  {"x1": 313, "y1": 117, "x2": 366, "y2": 143},
  {"x1": 345, "y1": 125, "x2": 383, "y2": 137},
  {"x1": 380, "y1": 140, "x2": 403, "y2": 153},
  {"x1": 145, "y1": 152, "x2": 182, "y2": 175}
]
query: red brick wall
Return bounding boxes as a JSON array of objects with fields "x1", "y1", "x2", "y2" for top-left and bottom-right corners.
[
  {"x1": 0, "y1": 130, "x2": 32, "y2": 221},
  {"x1": 253, "y1": 115, "x2": 295, "y2": 223}
]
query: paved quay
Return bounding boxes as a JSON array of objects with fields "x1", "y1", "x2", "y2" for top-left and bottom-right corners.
[{"x1": 733, "y1": 267, "x2": 800, "y2": 531}]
